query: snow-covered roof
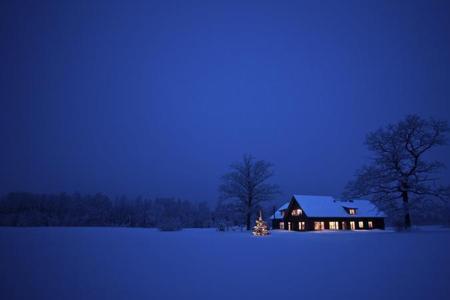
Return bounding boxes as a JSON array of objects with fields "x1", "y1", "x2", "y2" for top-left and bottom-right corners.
[
  {"x1": 293, "y1": 195, "x2": 346, "y2": 218},
  {"x1": 270, "y1": 211, "x2": 283, "y2": 220},
  {"x1": 338, "y1": 199, "x2": 386, "y2": 218},
  {"x1": 270, "y1": 202, "x2": 289, "y2": 219},
  {"x1": 271, "y1": 195, "x2": 385, "y2": 219},
  {"x1": 278, "y1": 202, "x2": 289, "y2": 210}
]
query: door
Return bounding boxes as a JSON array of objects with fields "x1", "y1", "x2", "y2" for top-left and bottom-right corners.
[{"x1": 350, "y1": 221, "x2": 355, "y2": 230}]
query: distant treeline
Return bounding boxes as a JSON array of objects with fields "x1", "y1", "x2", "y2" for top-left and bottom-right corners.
[
  {"x1": 0, "y1": 192, "x2": 222, "y2": 230},
  {"x1": 1, "y1": 192, "x2": 448, "y2": 230}
]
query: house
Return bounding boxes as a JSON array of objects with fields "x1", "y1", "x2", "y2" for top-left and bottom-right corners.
[{"x1": 271, "y1": 195, "x2": 385, "y2": 231}]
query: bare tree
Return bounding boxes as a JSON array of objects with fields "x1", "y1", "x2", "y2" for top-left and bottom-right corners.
[
  {"x1": 344, "y1": 115, "x2": 450, "y2": 229},
  {"x1": 219, "y1": 154, "x2": 280, "y2": 230}
]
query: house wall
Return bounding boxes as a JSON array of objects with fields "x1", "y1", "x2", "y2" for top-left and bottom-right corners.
[{"x1": 272, "y1": 217, "x2": 384, "y2": 231}]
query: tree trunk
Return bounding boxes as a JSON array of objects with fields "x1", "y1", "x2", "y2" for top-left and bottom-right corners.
[
  {"x1": 246, "y1": 195, "x2": 252, "y2": 231},
  {"x1": 402, "y1": 191, "x2": 412, "y2": 229}
]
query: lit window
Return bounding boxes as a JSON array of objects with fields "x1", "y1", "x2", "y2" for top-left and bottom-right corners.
[
  {"x1": 358, "y1": 221, "x2": 364, "y2": 228},
  {"x1": 288, "y1": 222, "x2": 291, "y2": 231},
  {"x1": 368, "y1": 221, "x2": 373, "y2": 229},
  {"x1": 349, "y1": 209, "x2": 356, "y2": 215},
  {"x1": 314, "y1": 221, "x2": 324, "y2": 231},
  {"x1": 350, "y1": 221, "x2": 355, "y2": 230},
  {"x1": 341, "y1": 222, "x2": 347, "y2": 230},
  {"x1": 291, "y1": 209, "x2": 303, "y2": 216},
  {"x1": 329, "y1": 221, "x2": 339, "y2": 230},
  {"x1": 298, "y1": 221, "x2": 305, "y2": 230},
  {"x1": 279, "y1": 222, "x2": 284, "y2": 230}
]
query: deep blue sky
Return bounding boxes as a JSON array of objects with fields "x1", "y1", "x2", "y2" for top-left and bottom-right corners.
[{"x1": 1, "y1": 0, "x2": 449, "y2": 203}]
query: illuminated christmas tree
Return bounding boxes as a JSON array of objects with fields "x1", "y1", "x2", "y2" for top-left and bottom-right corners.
[{"x1": 252, "y1": 211, "x2": 270, "y2": 236}]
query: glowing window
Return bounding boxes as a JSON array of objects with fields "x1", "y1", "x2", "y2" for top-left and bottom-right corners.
[
  {"x1": 279, "y1": 222, "x2": 285, "y2": 230},
  {"x1": 291, "y1": 209, "x2": 303, "y2": 216},
  {"x1": 349, "y1": 209, "x2": 356, "y2": 215},
  {"x1": 314, "y1": 221, "x2": 324, "y2": 231},
  {"x1": 329, "y1": 221, "x2": 339, "y2": 230},
  {"x1": 358, "y1": 221, "x2": 364, "y2": 228},
  {"x1": 288, "y1": 222, "x2": 291, "y2": 231},
  {"x1": 298, "y1": 221, "x2": 305, "y2": 230},
  {"x1": 350, "y1": 221, "x2": 355, "y2": 230},
  {"x1": 368, "y1": 221, "x2": 373, "y2": 229}
]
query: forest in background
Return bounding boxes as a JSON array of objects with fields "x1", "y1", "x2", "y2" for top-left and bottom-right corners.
[
  {"x1": 0, "y1": 192, "x2": 274, "y2": 230},
  {"x1": 0, "y1": 192, "x2": 449, "y2": 230}
]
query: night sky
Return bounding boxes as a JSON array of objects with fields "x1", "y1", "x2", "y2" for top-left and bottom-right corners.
[{"x1": 1, "y1": 0, "x2": 449, "y2": 203}]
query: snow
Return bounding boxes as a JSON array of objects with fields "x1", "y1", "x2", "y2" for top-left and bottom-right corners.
[
  {"x1": 278, "y1": 202, "x2": 289, "y2": 210},
  {"x1": 270, "y1": 202, "x2": 289, "y2": 219},
  {"x1": 272, "y1": 195, "x2": 385, "y2": 218},
  {"x1": 339, "y1": 199, "x2": 386, "y2": 217},
  {"x1": 1, "y1": 227, "x2": 450, "y2": 300},
  {"x1": 293, "y1": 194, "x2": 348, "y2": 217},
  {"x1": 270, "y1": 210, "x2": 283, "y2": 219}
]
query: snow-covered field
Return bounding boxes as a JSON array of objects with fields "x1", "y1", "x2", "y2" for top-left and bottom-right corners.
[{"x1": 1, "y1": 227, "x2": 450, "y2": 300}]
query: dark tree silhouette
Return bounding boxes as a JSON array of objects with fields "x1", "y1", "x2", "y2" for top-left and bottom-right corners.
[
  {"x1": 0, "y1": 192, "x2": 213, "y2": 229},
  {"x1": 219, "y1": 154, "x2": 280, "y2": 230},
  {"x1": 344, "y1": 115, "x2": 450, "y2": 229}
]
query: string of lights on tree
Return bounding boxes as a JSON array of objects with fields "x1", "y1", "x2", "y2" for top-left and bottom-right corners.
[{"x1": 252, "y1": 210, "x2": 270, "y2": 236}]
